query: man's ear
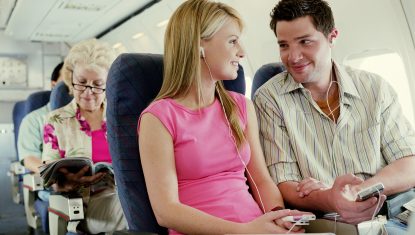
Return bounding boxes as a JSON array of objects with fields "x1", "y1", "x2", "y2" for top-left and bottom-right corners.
[{"x1": 329, "y1": 28, "x2": 339, "y2": 46}]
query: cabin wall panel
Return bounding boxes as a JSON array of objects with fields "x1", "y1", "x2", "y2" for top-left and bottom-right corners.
[{"x1": 0, "y1": 32, "x2": 65, "y2": 101}]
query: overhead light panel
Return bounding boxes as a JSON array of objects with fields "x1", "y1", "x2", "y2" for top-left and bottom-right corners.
[
  {"x1": 157, "y1": 19, "x2": 169, "y2": 28},
  {"x1": 113, "y1": 42, "x2": 122, "y2": 49},
  {"x1": 132, "y1": 32, "x2": 144, "y2": 39}
]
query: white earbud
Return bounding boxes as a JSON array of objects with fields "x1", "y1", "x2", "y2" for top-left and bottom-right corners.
[{"x1": 200, "y1": 47, "x2": 205, "y2": 58}]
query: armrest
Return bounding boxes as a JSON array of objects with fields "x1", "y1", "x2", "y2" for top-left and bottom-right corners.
[
  {"x1": 9, "y1": 161, "x2": 26, "y2": 175},
  {"x1": 22, "y1": 175, "x2": 42, "y2": 229},
  {"x1": 23, "y1": 174, "x2": 44, "y2": 191},
  {"x1": 8, "y1": 161, "x2": 24, "y2": 204},
  {"x1": 48, "y1": 194, "x2": 84, "y2": 221}
]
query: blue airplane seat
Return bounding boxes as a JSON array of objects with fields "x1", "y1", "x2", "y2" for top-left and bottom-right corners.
[
  {"x1": 106, "y1": 53, "x2": 246, "y2": 234},
  {"x1": 25, "y1": 90, "x2": 51, "y2": 114},
  {"x1": 13, "y1": 100, "x2": 27, "y2": 158},
  {"x1": 23, "y1": 90, "x2": 51, "y2": 234},
  {"x1": 50, "y1": 81, "x2": 73, "y2": 110},
  {"x1": 11, "y1": 101, "x2": 27, "y2": 205},
  {"x1": 251, "y1": 62, "x2": 285, "y2": 100}
]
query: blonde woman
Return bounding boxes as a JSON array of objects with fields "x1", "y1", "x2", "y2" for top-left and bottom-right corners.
[
  {"x1": 42, "y1": 39, "x2": 126, "y2": 234},
  {"x1": 138, "y1": 0, "x2": 309, "y2": 234}
]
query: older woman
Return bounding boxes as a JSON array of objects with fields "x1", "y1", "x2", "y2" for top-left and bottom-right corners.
[{"x1": 42, "y1": 39, "x2": 126, "y2": 234}]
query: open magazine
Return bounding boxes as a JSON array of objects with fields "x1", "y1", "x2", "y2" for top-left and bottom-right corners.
[{"x1": 39, "y1": 157, "x2": 113, "y2": 188}]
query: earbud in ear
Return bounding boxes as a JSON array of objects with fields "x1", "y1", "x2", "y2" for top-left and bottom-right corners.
[
  {"x1": 330, "y1": 38, "x2": 336, "y2": 45},
  {"x1": 200, "y1": 47, "x2": 205, "y2": 58}
]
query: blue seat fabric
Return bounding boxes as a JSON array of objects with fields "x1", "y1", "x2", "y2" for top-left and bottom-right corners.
[
  {"x1": 25, "y1": 90, "x2": 51, "y2": 114},
  {"x1": 106, "y1": 53, "x2": 245, "y2": 234},
  {"x1": 50, "y1": 81, "x2": 72, "y2": 110},
  {"x1": 25, "y1": 90, "x2": 52, "y2": 234},
  {"x1": 251, "y1": 62, "x2": 285, "y2": 100},
  {"x1": 13, "y1": 100, "x2": 27, "y2": 159}
]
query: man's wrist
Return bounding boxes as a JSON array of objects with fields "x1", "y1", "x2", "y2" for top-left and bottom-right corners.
[{"x1": 317, "y1": 188, "x2": 335, "y2": 212}]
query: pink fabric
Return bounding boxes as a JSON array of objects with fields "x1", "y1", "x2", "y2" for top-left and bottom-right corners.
[
  {"x1": 138, "y1": 91, "x2": 262, "y2": 234},
  {"x1": 91, "y1": 129, "x2": 112, "y2": 164},
  {"x1": 43, "y1": 123, "x2": 66, "y2": 158}
]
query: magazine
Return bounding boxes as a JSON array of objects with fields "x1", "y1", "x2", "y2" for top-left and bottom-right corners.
[{"x1": 39, "y1": 157, "x2": 113, "y2": 187}]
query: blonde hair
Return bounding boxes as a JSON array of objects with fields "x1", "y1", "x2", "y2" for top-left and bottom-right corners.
[
  {"x1": 157, "y1": 0, "x2": 246, "y2": 148},
  {"x1": 62, "y1": 38, "x2": 117, "y2": 94}
]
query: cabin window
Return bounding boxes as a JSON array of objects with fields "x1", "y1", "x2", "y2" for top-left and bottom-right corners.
[{"x1": 344, "y1": 51, "x2": 415, "y2": 127}]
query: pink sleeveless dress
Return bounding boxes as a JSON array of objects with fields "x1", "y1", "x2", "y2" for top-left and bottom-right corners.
[{"x1": 139, "y1": 91, "x2": 262, "y2": 234}]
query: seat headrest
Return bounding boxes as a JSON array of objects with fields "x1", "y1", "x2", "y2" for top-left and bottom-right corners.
[
  {"x1": 107, "y1": 53, "x2": 246, "y2": 117},
  {"x1": 25, "y1": 90, "x2": 51, "y2": 114},
  {"x1": 251, "y1": 62, "x2": 285, "y2": 99},
  {"x1": 50, "y1": 81, "x2": 73, "y2": 110}
]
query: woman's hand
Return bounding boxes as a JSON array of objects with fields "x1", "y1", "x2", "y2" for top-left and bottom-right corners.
[
  {"x1": 52, "y1": 165, "x2": 106, "y2": 192},
  {"x1": 243, "y1": 209, "x2": 305, "y2": 233},
  {"x1": 297, "y1": 177, "x2": 330, "y2": 197},
  {"x1": 273, "y1": 209, "x2": 311, "y2": 233}
]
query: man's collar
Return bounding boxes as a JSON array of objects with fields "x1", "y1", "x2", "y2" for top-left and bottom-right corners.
[
  {"x1": 279, "y1": 72, "x2": 303, "y2": 95},
  {"x1": 333, "y1": 61, "x2": 360, "y2": 100},
  {"x1": 278, "y1": 61, "x2": 361, "y2": 101}
]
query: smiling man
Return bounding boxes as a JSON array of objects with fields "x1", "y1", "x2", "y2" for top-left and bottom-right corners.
[{"x1": 253, "y1": 0, "x2": 415, "y2": 233}]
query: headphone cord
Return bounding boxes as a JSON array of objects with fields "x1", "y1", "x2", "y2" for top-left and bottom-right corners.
[
  {"x1": 364, "y1": 188, "x2": 383, "y2": 235},
  {"x1": 203, "y1": 56, "x2": 266, "y2": 214},
  {"x1": 326, "y1": 69, "x2": 341, "y2": 123},
  {"x1": 217, "y1": 90, "x2": 266, "y2": 214},
  {"x1": 286, "y1": 217, "x2": 308, "y2": 234}
]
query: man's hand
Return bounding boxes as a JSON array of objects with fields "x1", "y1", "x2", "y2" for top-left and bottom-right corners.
[
  {"x1": 297, "y1": 177, "x2": 330, "y2": 197},
  {"x1": 52, "y1": 165, "x2": 106, "y2": 192},
  {"x1": 328, "y1": 174, "x2": 386, "y2": 224}
]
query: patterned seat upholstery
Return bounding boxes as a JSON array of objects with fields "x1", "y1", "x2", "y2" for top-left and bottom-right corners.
[{"x1": 106, "y1": 53, "x2": 246, "y2": 234}]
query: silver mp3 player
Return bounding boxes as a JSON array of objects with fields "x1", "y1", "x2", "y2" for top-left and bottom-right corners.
[{"x1": 356, "y1": 182, "x2": 384, "y2": 201}]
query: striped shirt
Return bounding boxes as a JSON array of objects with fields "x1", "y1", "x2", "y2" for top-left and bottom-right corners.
[{"x1": 253, "y1": 62, "x2": 415, "y2": 185}]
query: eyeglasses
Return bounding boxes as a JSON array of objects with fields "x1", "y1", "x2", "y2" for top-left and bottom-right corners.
[{"x1": 72, "y1": 82, "x2": 106, "y2": 94}]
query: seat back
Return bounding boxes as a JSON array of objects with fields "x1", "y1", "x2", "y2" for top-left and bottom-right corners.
[
  {"x1": 12, "y1": 100, "x2": 27, "y2": 158},
  {"x1": 106, "y1": 53, "x2": 245, "y2": 233},
  {"x1": 20, "y1": 90, "x2": 51, "y2": 232},
  {"x1": 50, "y1": 81, "x2": 73, "y2": 110},
  {"x1": 251, "y1": 62, "x2": 285, "y2": 99},
  {"x1": 25, "y1": 90, "x2": 51, "y2": 114}
]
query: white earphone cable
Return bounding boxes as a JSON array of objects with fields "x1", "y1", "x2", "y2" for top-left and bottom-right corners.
[
  {"x1": 364, "y1": 188, "x2": 383, "y2": 235},
  {"x1": 203, "y1": 56, "x2": 266, "y2": 214},
  {"x1": 286, "y1": 217, "x2": 307, "y2": 234},
  {"x1": 325, "y1": 70, "x2": 341, "y2": 123}
]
